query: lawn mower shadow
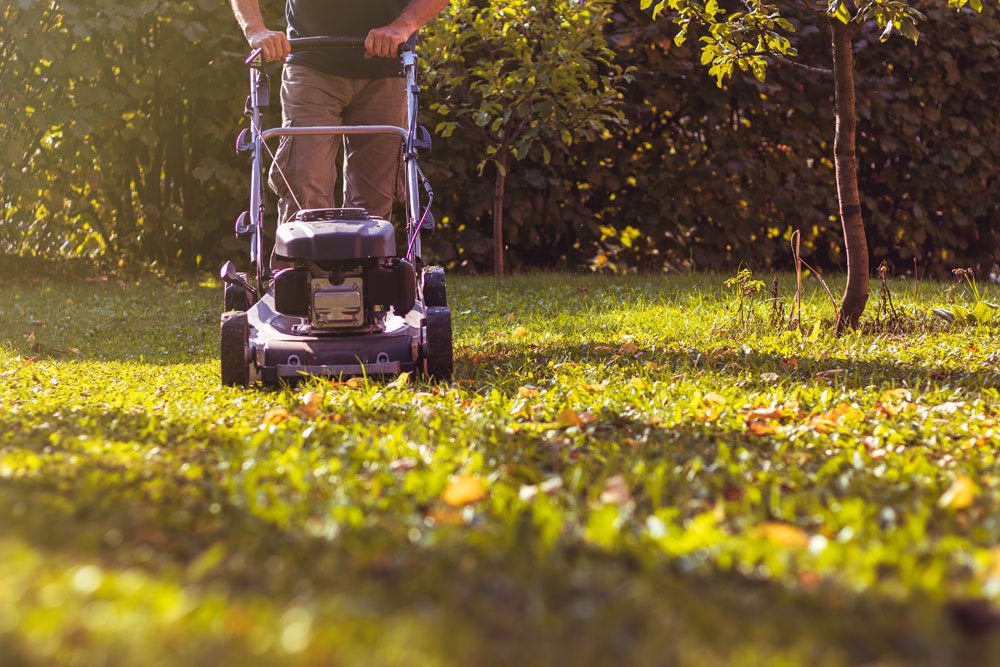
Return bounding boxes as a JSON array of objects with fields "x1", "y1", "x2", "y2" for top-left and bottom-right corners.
[{"x1": 456, "y1": 341, "x2": 1000, "y2": 393}]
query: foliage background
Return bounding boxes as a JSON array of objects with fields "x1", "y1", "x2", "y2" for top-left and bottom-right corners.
[{"x1": 1, "y1": 0, "x2": 997, "y2": 274}]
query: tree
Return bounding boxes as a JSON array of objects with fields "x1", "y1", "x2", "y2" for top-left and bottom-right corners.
[
  {"x1": 640, "y1": 0, "x2": 996, "y2": 330},
  {"x1": 420, "y1": 0, "x2": 629, "y2": 276},
  {"x1": 0, "y1": 0, "x2": 245, "y2": 263}
]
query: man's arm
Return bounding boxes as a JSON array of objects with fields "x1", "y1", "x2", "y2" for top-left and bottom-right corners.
[
  {"x1": 230, "y1": 0, "x2": 290, "y2": 62},
  {"x1": 365, "y1": 0, "x2": 451, "y2": 59}
]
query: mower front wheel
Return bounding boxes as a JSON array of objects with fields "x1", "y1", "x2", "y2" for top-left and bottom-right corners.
[
  {"x1": 424, "y1": 306, "x2": 453, "y2": 381},
  {"x1": 422, "y1": 266, "x2": 447, "y2": 308},
  {"x1": 221, "y1": 312, "x2": 251, "y2": 387}
]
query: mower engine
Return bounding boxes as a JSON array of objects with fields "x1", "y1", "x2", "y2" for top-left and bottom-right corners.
[{"x1": 271, "y1": 208, "x2": 416, "y2": 332}]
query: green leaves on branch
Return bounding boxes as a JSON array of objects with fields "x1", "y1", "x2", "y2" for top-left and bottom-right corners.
[
  {"x1": 420, "y1": 0, "x2": 629, "y2": 172},
  {"x1": 640, "y1": 0, "x2": 997, "y2": 85}
]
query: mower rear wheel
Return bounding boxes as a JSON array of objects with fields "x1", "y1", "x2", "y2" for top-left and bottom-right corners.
[
  {"x1": 424, "y1": 306, "x2": 453, "y2": 381},
  {"x1": 221, "y1": 312, "x2": 250, "y2": 387},
  {"x1": 224, "y1": 273, "x2": 253, "y2": 312},
  {"x1": 422, "y1": 266, "x2": 447, "y2": 308}
]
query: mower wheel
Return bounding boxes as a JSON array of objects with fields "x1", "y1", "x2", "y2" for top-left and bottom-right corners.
[
  {"x1": 221, "y1": 312, "x2": 251, "y2": 387},
  {"x1": 224, "y1": 273, "x2": 253, "y2": 312},
  {"x1": 422, "y1": 266, "x2": 447, "y2": 308},
  {"x1": 424, "y1": 306, "x2": 453, "y2": 381}
]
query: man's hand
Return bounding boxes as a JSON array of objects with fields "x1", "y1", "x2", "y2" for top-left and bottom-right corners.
[
  {"x1": 248, "y1": 27, "x2": 291, "y2": 62},
  {"x1": 364, "y1": 22, "x2": 414, "y2": 59}
]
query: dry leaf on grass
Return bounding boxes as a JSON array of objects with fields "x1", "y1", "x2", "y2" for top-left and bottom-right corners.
[
  {"x1": 262, "y1": 407, "x2": 290, "y2": 425},
  {"x1": 599, "y1": 474, "x2": 632, "y2": 506},
  {"x1": 753, "y1": 522, "x2": 809, "y2": 550},
  {"x1": 938, "y1": 476, "x2": 977, "y2": 510},
  {"x1": 299, "y1": 392, "x2": 322, "y2": 418},
  {"x1": 441, "y1": 474, "x2": 487, "y2": 507}
]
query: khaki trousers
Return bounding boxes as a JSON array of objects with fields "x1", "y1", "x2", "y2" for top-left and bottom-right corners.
[{"x1": 268, "y1": 64, "x2": 406, "y2": 226}]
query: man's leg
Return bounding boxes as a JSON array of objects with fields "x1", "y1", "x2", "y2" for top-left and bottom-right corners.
[
  {"x1": 341, "y1": 77, "x2": 407, "y2": 220},
  {"x1": 269, "y1": 65, "x2": 352, "y2": 226}
]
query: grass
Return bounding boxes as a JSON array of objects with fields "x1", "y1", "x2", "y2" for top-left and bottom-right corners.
[{"x1": 1, "y1": 268, "x2": 999, "y2": 666}]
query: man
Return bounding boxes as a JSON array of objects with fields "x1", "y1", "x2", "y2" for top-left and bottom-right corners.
[{"x1": 230, "y1": 0, "x2": 449, "y2": 228}]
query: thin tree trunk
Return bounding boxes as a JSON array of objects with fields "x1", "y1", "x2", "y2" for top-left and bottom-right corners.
[
  {"x1": 831, "y1": 21, "x2": 869, "y2": 332},
  {"x1": 493, "y1": 148, "x2": 508, "y2": 277}
]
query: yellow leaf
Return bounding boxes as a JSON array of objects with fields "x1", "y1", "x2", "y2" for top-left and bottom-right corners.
[
  {"x1": 388, "y1": 372, "x2": 410, "y2": 389},
  {"x1": 518, "y1": 385, "x2": 540, "y2": 398},
  {"x1": 441, "y1": 474, "x2": 487, "y2": 507},
  {"x1": 694, "y1": 407, "x2": 719, "y2": 423},
  {"x1": 577, "y1": 382, "x2": 605, "y2": 393},
  {"x1": 262, "y1": 407, "x2": 290, "y2": 425},
  {"x1": 703, "y1": 392, "x2": 726, "y2": 406},
  {"x1": 512, "y1": 326, "x2": 529, "y2": 338},
  {"x1": 753, "y1": 522, "x2": 809, "y2": 550},
  {"x1": 346, "y1": 377, "x2": 366, "y2": 389},
  {"x1": 299, "y1": 392, "x2": 322, "y2": 418},
  {"x1": 556, "y1": 407, "x2": 585, "y2": 428},
  {"x1": 938, "y1": 475, "x2": 977, "y2": 510}
]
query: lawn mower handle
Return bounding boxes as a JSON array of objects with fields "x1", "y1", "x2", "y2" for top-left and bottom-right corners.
[{"x1": 245, "y1": 36, "x2": 413, "y2": 65}]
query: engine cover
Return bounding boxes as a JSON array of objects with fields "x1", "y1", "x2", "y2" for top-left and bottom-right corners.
[
  {"x1": 274, "y1": 208, "x2": 395, "y2": 262},
  {"x1": 311, "y1": 277, "x2": 365, "y2": 329}
]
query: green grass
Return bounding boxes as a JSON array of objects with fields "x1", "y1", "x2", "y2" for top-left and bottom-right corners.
[{"x1": 1, "y1": 269, "x2": 999, "y2": 666}]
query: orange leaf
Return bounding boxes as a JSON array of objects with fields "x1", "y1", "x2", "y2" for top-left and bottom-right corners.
[
  {"x1": 753, "y1": 522, "x2": 809, "y2": 550},
  {"x1": 299, "y1": 392, "x2": 322, "y2": 418},
  {"x1": 618, "y1": 341, "x2": 639, "y2": 354},
  {"x1": 518, "y1": 386, "x2": 540, "y2": 398},
  {"x1": 745, "y1": 406, "x2": 785, "y2": 420},
  {"x1": 441, "y1": 474, "x2": 487, "y2": 507},
  {"x1": 262, "y1": 407, "x2": 289, "y2": 425},
  {"x1": 556, "y1": 407, "x2": 585, "y2": 428},
  {"x1": 746, "y1": 420, "x2": 778, "y2": 436},
  {"x1": 938, "y1": 476, "x2": 977, "y2": 510},
  {"x1": 593, "y1": 344, "x2": 616, "y2": 355}
]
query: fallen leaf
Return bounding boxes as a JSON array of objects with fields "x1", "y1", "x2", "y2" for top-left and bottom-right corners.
[
  {"x1": 760, "y1": 372, "x2": 780, "y2": 383},
  {"x1": 518, "y1": 386, "x2": 540, "y2": 398},
  {"x1": 556, "y1": 407, "x2": 582, "y2": 427},
  {"x1": 938, "y1": 476, "x2": 977, "y2": 510},
  {"x1": 299, "y1": 392, "x2": 322, "y2": 418},
  {"x1": 346, "y1": 377, "x2": 366, "y2": 389},
  {"x1": 753, "y1": 522, "x2": 809, "y2": 550},
  {"x1": 703, "y1": 392, "x2": 726, "y2": 405},
  {"x1": 599, "y1": 474, "x2": 632, "y2": 506},
  {"x1": 593, "y1": 344, "x2": 616, "y2": 355},
  {"x1": 745, "y1": 406, "x2": 785, "y2": 420},
  {"x1": 511, "y1": 326, "x2": 529, "y2": 338},
  {"x1": 746, "y1": 420, "x2": 778, "y2": 436},
  {"x1": 577, "y1": 382, "x2": 605, "y2": 393},
  {"x1": 694, "y1": 407, "x2": 719, "y2": 423},
  {"x1": 262, "y1": 407, "x2": 290, "y2": 425},
  {"x1": 388, "y1": 372, "x2": 410, "y2": 389},
  {"x1": 441, "y1": 474, "x2": 487, "y2": 507},
  {"x1": 618, "y1": 342, "x2": 638, "y2": 354}
]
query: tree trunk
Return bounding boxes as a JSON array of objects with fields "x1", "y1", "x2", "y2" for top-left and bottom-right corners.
[
  {"x1": 831, "y1": 20, "x2": 869, "y2": 332},
  {"x1": 493, "y1": 149, "x2": 508, "y2": 277}
]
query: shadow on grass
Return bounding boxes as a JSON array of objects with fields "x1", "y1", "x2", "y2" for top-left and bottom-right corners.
[
  {"x1": 456, "y1": 341, "x2": 1000, "y2": 393},
  {"x1": 2, "y1": 406, "x2": 999, "y2": 666}
]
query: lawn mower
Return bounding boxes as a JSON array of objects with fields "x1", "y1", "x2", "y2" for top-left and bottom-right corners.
[{"x1": 219, "y1": 36, "x2": 452, "y2": 387}]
